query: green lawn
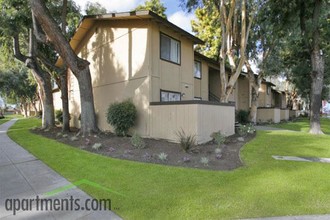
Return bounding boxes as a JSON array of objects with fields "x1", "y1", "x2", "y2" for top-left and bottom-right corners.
[
  {"x1": 0, "y1": 114, "x2": 23, "y2": 125},
  {"x1": 271, "y1": 117, "x2": 330, "y2": 134},
  {"x1": 7, "y1": 118, "x2": 330, "y2": 219}
]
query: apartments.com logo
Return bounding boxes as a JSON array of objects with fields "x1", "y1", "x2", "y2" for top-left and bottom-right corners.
[{"x1": 4, "y1": 179, "x2": 124, "y2": 215}]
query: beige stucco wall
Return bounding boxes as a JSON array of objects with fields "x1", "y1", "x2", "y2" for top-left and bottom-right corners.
[
  {"x1": 150, "y1": 23, "x2": 195, "y2": 102},
  {"x1": 237, "y1": 77, "x2": 250, "y2": 111},
  {"x1": 289, "y1": 110, "x2": 299, "y2": 118},
  {"x1": 280, "y1": 109, "x2": 289, "y2": 121},
  {"x1": 257, "y1": 108, "x2": 281, "y2": 123},
  {"x1": 193, "y1": 59, "x2": 209, "y2": 100},
  {"x1": 53, "y1": 91, "x2": 62, "y2": 110},
  {"x1": 149, "y1": 103, "x2": 235, "y2": 144},
  {"x1": 69, "y1": 19, "x2": 151, "y2": 135},
  {"x1": 258, "y1": 83, "x2": 272, "y2": 107}
]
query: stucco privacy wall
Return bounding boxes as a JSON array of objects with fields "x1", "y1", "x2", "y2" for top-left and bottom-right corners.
[
  {"x1": 258, "y1": 83, "x2": 273, "y2": 107},
  {"x1": 237, "y1": 77, "x2": 250, "y2": 111},
  {"x1": 257, "y1": 108, "x2": 281, "y2": 123},
  {"x1": 69, "y1": 19, "x2": 151, "y2": 135},
  {"x1": 149, "y1": 102, "x2": 235, "y2": 144},
  {"x1": 280, "y1": 109, "x2": 289, "y2": 121}
]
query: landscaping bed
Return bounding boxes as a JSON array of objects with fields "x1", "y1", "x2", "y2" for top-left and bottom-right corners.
[{"x1": 32, "y1": 127, "x2": 255, "y2": 171}]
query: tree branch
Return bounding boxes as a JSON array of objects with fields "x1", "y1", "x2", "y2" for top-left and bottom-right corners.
[
  {"x1": 13, "y1": 35, "x2": 29, "y2": 63},
  {"x1": 32, "y1": 12, "x2": 48, "y2": 44}
]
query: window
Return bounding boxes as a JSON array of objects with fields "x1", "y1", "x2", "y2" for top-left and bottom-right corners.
[
  {"x1": 160, "y1": 90, "x2": 181, "y2": 102},
  {"x1": 194, "y1": 61, "x2": 201, "y2": 79},
  {"x1": 160, "y1": 33, "x2": 181, "y2": 64},
  {"x1": 267, "y1": 86, "x2": 271, "y2": 95}
]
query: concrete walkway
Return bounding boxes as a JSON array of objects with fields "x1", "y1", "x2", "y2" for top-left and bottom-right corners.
[
  {"x1": 0, "y1": 119, "x2": 121, "y2": 219},
  {"x1": 255, "y1": 125, "x2": 293, "y2": 131}
]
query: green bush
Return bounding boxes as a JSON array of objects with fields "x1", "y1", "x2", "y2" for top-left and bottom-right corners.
[
  {"x1": 210, "y1": 131, "x2": 226, "y2": 147},
  {"x1": 55, "y1": 110, "x2": 63, "y2": 123},
  {"x1": 131, "y1": 132, "x2": 146, "y2": 149},
  {"x1": 176, "y1": 129, "x2": 196, "y2": 152},
  {"x1": 237, "y1": 124, "x2": 256, "y2": 137},
  {"x1": 107, "y1": 99, "x2": 137, "y2": 136},
  {"x1": 236, "y1": 110, "x2": 250, "y2": 124}
]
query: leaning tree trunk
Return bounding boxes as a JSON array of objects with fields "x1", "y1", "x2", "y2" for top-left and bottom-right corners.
[
  {"x1": 60, "y1": 70, "x2": 70, "y2": 132},
  {"x1": 309, "y1": 0, "x2": 324, "y2": 135},
  {"x1": 13, "y1": 33, "x2": 55, "y2": 129},
  {"x1": 60, "y1": 0, "x2": 70, "y2": 132},
  {"x1": 31, "y1": 69, "x2": 55, "y2": 128},
  {"x1": 30, "y1": 0, "x2": 98, "y2": 135}
]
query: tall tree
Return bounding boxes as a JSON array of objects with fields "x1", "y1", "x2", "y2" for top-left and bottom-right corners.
[
  {"x1": 191, "y1": 2, "x2": 220, "y2": 60},
  {"x1": 85, "y1": 1, "x2": 107, "y2": 15},
  {"x1": 182, "y1": 0, "x2": 254, "y2": 102},
  {"x1": 29, "y1": 0, "x2": 98, "y2": 135},
  {"x1": 136, "y1": 0, "x2": 167, "y2": 18},
  {"x1": 267, "y1": 0, "x2": 329, "y2": 134},
  {"x1": 0, "y1": 66, "x2": 38, "y2": 117}
]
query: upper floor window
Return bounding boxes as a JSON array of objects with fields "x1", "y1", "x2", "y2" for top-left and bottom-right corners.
[
  {"x1": 160, "y1": 33, "x2": 181, "y2": 64},
  {"x1": 194, "y1": 61, "x2": 201, "y2": 79}
]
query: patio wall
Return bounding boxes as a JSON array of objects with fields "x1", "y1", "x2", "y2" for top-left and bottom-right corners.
[
  {"x1": 257, "y1": 107, "x2": 281, "y2": 123},
  {"x1": 289, "y1": 110, "x2": 299, "y2": 118},
  {"x1": 149, "y1": 101, "x2": 235, "y2": 144},
  {"x1": 280, "y1": 109, "x2": 289, "y2": 121}
]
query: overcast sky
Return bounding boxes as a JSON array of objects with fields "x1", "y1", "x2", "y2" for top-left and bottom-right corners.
[{"x1": 73, "y1": 0, "x2": 195, "y2": 33}]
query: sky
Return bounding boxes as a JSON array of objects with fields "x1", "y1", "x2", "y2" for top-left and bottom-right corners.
[{"x1": 73, "y1": 0, "x2": 195, "y2": 33}]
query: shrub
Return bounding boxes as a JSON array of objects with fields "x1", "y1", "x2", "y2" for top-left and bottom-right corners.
[
  {"x1": 92, "y1": 143, "x2": 102, "y2": 150},
  {"x1": 55, "y1": 110, "x2": 63, "y2": 123},
  {"x1": 158, "y1": 152, "x2": 168, "y2": 161},
  {"x1": 237, "y1": 124, "x2": 256, "y2": 137},
  {"x1": 131, "y1": 132, "x2": 146, "y2": 149},
  {"x1": 200, "y1": 157, "x2": 209, "y2": 166},
  {"x1": 107, "y1": 99, "x2": 137, "y2": 136},
  {"x1": 236, "y1": 110, "x2": 250, "y2": 124},
  {"x1": 176, "y1": 129, "x2": 196, "y2": 152},
  {"x1": 210, "y1": 131, "x2": 226, "y2": 147},
  {"x1": 215, "y1": 148, "x2": 222, "y2": 154}
]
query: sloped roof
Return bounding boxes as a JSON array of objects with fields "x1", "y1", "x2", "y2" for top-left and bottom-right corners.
[
  {"x1": 56, "y1": 10, "x2": 203, "y2": 66},
  {"x1": 71, "y1": 10, "x2": 203, "y2": 52}
]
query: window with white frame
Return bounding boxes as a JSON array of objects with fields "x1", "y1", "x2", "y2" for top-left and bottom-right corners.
[
  {"x1": 160, "y1": 90, "x2": 181, "y2": 102},
  {"x1": 160, "y1": 33, "x2": 181, "y2": 64},
  {"x1": 194, "y1": 61, "x2": 201, "y2": 79}
]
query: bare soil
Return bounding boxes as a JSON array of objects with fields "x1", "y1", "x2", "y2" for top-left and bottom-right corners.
[{"x1": 32, "y1": 127, "x2": 255, "y2": 171}]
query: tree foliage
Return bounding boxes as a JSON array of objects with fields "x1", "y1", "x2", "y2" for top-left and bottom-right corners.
[
  {"x1": 85, "y1": 1, "x2": 107, "y2": 15},
  {"x1": 191, "y1": 2, "x2": 220, "y2": 60},
  {"x1": 136, "y1": 0, "x2": 167, "y2": 18},
  {"x1": 0, "y1": 65, "x2": 37, "y2": 107}
]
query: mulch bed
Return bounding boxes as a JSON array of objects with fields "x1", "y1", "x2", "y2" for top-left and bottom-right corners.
[{"x1": 32, "y1": 127, "x2": 255, "y2": 171}]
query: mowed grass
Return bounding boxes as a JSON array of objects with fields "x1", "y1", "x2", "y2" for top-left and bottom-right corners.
[
  {"x1": 271, "y1": 117, "x2": 330, "y2": 134},
  {"x1": 7, "y1": 118, "x2": 330, "y2": 219},
  {"x1": 0, "y1": 114, "x2": 23, "y2": 125}
]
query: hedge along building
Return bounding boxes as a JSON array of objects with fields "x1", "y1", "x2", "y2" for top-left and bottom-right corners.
[{"x1": 55, "y1": 10, "x2": 235, "y2": 144}]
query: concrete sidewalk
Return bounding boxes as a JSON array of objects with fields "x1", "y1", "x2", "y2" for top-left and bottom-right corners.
[{"x1": 0, "y1": 119, "x2": 121, "y2": 219}]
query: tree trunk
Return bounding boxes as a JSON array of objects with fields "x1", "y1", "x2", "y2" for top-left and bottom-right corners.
[
  {"x1": 32, "y1": 101, "x2": 38, "y2": 116},
  {"x1": 30, "y1": 0, "x2": 98, "y2": 135},
  {"x1": 249, "y1": 87, "x2": 259, "y2": 124},
  {"x1": 76, "y1": 68, "x2": 98, "y2": 134},
  {"x1": 60, "y1": 0, "x2": 70, "y2": 132},
  {"x1": 60, "y1": 70, "x2": 70, "y2": 132},
  {"x1": 13, "y1": 32, "x2": 55, "y2": 129},
  {"x1": 309, "y1": 0, "x2": 324, "y2": 135},
  {"x1": 309, "y1": 49, "x2": 324, "y2": 134},
  {"x1": 31, "y1": 69, "x2": 55, "y2": 128}
]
